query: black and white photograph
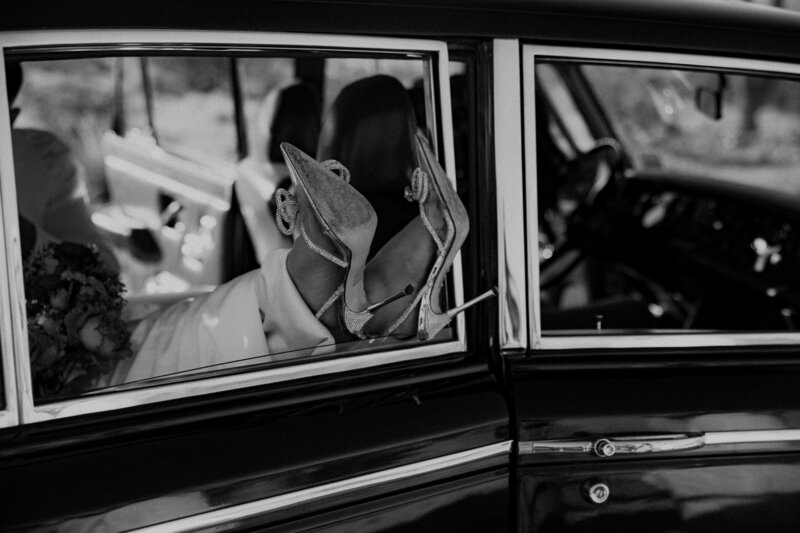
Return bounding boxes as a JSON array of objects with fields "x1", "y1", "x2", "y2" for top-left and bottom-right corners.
[{"x1": 2, "y1": 0, "x2": 800, "y2": 531}]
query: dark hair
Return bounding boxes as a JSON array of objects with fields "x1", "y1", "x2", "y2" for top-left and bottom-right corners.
[
  {"x1": 6, "y1": 62, "x2": 22, "y2": 104},
  {"x1": 317, "y1": 74, "x2": 418, "y2": 194}
]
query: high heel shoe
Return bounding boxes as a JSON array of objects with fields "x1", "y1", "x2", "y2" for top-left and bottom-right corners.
[
  {"x1": 363, "y1": 133, "x2": 495, "y2": 341},
  {"x1": 277, "y1": 143, "x2": 410, "y2": 339},
  {"x1": 410, "y1": 132, "x2": 495, "y2": 341}
]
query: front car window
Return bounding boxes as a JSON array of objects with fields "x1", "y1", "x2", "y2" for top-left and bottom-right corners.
[
  {"x1": 0, "y1": 34, "x2": 469, "y2": 417},
  {"x1": 583, "y1": 64, "x2": 800, "y2": 196},
  {"x1": 531, "y1": 51, "x2": 800, "y2": 342}
]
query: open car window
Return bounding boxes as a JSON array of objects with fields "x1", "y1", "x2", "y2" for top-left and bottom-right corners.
[
  {"x1": 0, "y1": 32, "x2": 467, "y2": 420},
  {"x1": 527, "y1": 47, "x2": 800, "y2": 346}
]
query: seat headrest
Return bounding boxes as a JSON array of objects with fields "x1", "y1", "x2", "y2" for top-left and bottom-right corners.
[
  {"x1": 317, "y1": 75, "x2": 418, "y2": 194},
  {"x1": 257, "y1": 82, "x2": 320, "y2": 163}
]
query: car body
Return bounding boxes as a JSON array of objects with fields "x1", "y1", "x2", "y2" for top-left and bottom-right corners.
[{"x1": 2, "y1": 1, "x2": 800, "y2": 531}]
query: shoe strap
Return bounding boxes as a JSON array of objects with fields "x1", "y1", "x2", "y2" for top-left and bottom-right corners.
[
  {"x1": 315, "y1": 283, "x2": 344, "y2": 320},
  {"x1": 275, "y1": 188, "x2": 299, "y2": 235},
  {"x1": 405, "y1": 168, "x2": 446, "y2": 253},
  {"x1": 275, "y1": 187, "x2": 348, "y2": 269},
  {"x1": 299, "y1": 219, "x2": 347, "y2": 268},
  {"x1": 385, "y1": 284, "x2": 426, "y2": 336},
  {"x1": 276, "y1": 161, "x2": 363, "y2": 325},
  {"x1": 322, "y1": 159, "x2": 351, "y2": 182}
]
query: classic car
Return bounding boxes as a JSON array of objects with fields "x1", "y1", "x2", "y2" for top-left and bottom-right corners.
[{"x1": 2, "y1": 0, "x2": 800, "y2": 531}]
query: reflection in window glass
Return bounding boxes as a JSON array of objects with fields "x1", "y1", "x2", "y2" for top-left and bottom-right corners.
[
  {"x1": 537, "y1": 64, "x2": 595, "y2": 154},
  {"x1": 237, "y1": 57, "x2": 296, "y2": 162},
  {"x1": 147, "y1": 57, "x2": 238, "y2": 164},
  {"x1": 119, "y1": 57, "x2": 151, "y2": 139},
  {"x1": 9, "y1": 50, "x2": 467, "y2": 404},
  {"x1": 536, "y1": 60, "x2": 800, "y2": 335},
  {"x1": 583, "y1": 65, "x2": 800, "y2": 196},
  {"x1": 323, "y1": 58, "x2": 424, "y2": 112}
]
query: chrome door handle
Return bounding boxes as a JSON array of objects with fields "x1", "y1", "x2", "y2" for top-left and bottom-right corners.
[
  {"x1": 592, "y1": 434, "x2": 705, "y2": 457},
  {"x1": 520, "y1": 433, "x2": 706, "y2": 457}
]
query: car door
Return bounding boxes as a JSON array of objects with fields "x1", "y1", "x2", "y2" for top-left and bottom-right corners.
[
  {"x1": 507, "y1": 42, "x2": 800, "y2": 532},
  {"x1": 0, "y1": 30, "x2": 510, "y2": 531}
]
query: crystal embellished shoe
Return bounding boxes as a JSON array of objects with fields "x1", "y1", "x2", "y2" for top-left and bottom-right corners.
[
  {"x1": 276, "y1": 143, "x2": 410, "y2": 339},
  {"x1": 364, "y1": 133, "x2": 495, "y2": 340}
]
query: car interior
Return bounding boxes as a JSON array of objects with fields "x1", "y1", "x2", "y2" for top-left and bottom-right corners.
[
  {"x1": 10, "y1": 52, "x2": 474, "y2": 399},
  {"x1": 536, "y1": 61, "x2": 800, "y2": 333}
]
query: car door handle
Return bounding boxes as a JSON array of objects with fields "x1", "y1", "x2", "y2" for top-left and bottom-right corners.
[
  {"x1": 520, "y1": 433, "x2": 706, "y2": 457},
  {"x1": 591, "y1": 434, "x2": 706, "y2": 457}
]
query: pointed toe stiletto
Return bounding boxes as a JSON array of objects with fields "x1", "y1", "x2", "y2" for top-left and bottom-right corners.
[
  {"x1": 412, "y1": 132, "x2": 495, "y2": 341},
  {"x1": 277, "y1": 143, "x2": 409, "y2": 339},
  {"x1": 363, "y1": 132, "x2": 495, "y2": 341}
]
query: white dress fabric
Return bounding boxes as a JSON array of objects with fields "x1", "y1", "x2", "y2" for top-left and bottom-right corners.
[{"x1": 110, "y1": 249, "x2": 335, "y2": 384}]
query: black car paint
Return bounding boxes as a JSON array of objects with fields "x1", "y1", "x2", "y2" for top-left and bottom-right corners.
[
  {"x1": 1, "y1": 360, "x2": 508, "y2": 530},
  {"x1": 2, "y1": 1, "x2": 800, "y2": 531}
]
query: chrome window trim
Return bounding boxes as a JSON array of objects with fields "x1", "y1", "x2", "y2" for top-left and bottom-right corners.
[
  {"x1": 0, "y1": 48, "x2": 20, "y2": 428},
  {"x1": 522, "y1": 44, "x2": 800, "y2": 350},
  {"x1": 132, "y1": 440, "x2": 512, "y2": 533},
  {"x1": 494, "y1": 39, "x2": 528, "y2": 350},
  {"x1": 0, "y1": 30, "x2": 462, "y2": 424}
]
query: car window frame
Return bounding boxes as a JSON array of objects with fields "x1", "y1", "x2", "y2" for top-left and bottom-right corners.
[
  {"x1": 0, "y1": 29, "x2": 464, "y2": 424},
  {"x1": 523, "y1": 44, "x2": 800, "y2": 350},
  {"x1": 0, "y1": 89, "x2": 19, "y2": 428},
  {"x1": 494, "y1": 39, "x2": 528, "y2": 351}
]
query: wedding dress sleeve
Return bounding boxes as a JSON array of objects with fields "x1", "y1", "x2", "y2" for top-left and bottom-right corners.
[{"x1": 110, "y1": 248, "x2": 335, "y2": 384}]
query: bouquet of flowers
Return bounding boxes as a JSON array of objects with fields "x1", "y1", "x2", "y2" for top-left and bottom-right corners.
[{"x1": 24, "y1": 242, "x2": 132, "y2": 399}]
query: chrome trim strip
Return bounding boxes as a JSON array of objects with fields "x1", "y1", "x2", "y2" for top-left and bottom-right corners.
[
  {"x1": 0, "y1": 30, "x2": 464, "y2": 424},
  {"x1": 532, "y1": 45, "x2": 800, "y2": 78},
  {"x1": 521, "y1": 429, "x2": 800, "y2": 456},
  {"x1": 522, "y1": 43, "x2": 800, "y2": 350},
  {"x1": 518, "y1": 440, "x2": 592, "y2": 455},
  {"x1": 538, "y1": 332, "x2": 800, "y2": 350},
  {"x1": 435, "y1": 45, "x2": 467, "y2": 344},
  {"x1": 133, "y1": 441, "x2": 512, "y2": 533},
  {"x1": 520, "y1": 41, "x2": 542, "y2": 350},
  {"x1": 493, "y1": 39, "x2": 527, "y2": 351},
  {"x1": 0, "y1": 47, "x2": 20, "y2": 427},
  {"x1": 705, "y1": 429, "x2": 800, "y2": 446},
  {"x1": 0, "y1": 30, "x2": 447, "y2": 54},
  {"x1": 31, "y1": 340, "x2": 464, "y2": 422}
]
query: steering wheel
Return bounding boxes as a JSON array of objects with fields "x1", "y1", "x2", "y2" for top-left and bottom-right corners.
[{"x1": 539, "y1": 138, "x2": 623, "y2": 279}]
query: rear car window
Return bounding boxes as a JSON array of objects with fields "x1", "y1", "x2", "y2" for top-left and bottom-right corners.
[{"x1": 3, "y1": 39, "x2": 468, "y2": 410}]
